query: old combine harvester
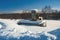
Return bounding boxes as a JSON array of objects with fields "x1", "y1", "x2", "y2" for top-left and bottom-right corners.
[{"x1": 17, "y1": 10, "x2": 46, "y2": 27}]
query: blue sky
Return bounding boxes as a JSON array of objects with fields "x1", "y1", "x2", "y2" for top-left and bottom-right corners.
[{"x1": 0, "y1": 0, "x2": 60, "y2": 12}]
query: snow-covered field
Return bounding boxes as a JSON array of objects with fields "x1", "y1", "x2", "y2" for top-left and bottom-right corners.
[{"x1": 0, "y1": 19, "x2": 60, "y2": 40}]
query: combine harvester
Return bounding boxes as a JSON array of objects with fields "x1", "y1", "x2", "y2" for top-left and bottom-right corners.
[
  {"x1": 17, "y1": 17, "x2": 46, "y2": 27},
  {"x1": 17, "y1": 10, "x2": 46, "y2": 27}
]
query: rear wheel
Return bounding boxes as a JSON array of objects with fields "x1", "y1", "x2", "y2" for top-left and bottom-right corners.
[
  {"x1": 42, "y1": 22, "x2": 46, "y2": 27},
  {"x1": 40, "y1": 22, "x2": 46, "y2": 27}
]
